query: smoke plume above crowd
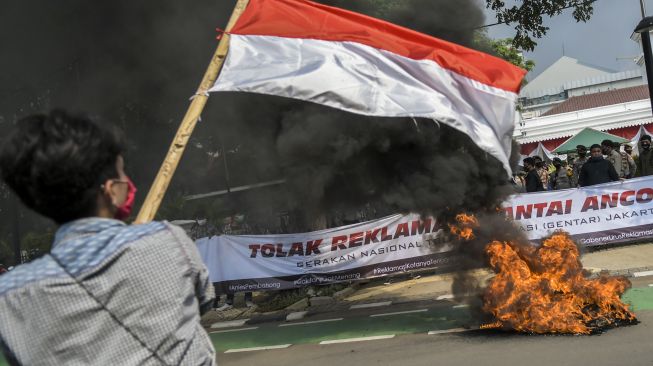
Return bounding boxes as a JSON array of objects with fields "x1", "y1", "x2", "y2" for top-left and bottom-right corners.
[{"x1": 0, "y1": 0, "x2": 520, "y2": 241}]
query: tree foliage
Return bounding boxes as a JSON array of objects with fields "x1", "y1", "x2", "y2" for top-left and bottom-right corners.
[
  {"x1": 486, "y1": 0, "x2": 595, "y2": 51},
  {"x1": 475, "y1": 31, "x2": 536, "y2": 72},
  {"x1": 369, "y1": 0, "x2": 595, "y2": 51}
]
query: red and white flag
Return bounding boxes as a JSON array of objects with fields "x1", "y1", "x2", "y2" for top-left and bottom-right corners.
[{"x1": 210, "y1": 0, "x2": 527, "y2": 174}]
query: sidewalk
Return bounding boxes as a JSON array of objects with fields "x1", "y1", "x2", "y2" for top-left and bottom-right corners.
[
  {"x1": 582, "y1": 242, "x2": 653, "y2": 275},
  {"x1": 202, "y1": 242, "x2": 653, "y2": 327},
  {"x1": 347, "y1": 242, "x2": 653, "y2": 304}
]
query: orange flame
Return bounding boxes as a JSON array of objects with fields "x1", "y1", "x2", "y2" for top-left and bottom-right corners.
[
  {"x1": 449, "y1": 213, "x2": 478, "y2": 241},
  {"x1": 479, "y1": 321, "x2": 503, "y2": 330},
  {"x1": 449, "y1": 213, "x2": 636, "y2": 334},
  {"x1": 484, "y1": 233, "x2": 636, "y2": 334}
]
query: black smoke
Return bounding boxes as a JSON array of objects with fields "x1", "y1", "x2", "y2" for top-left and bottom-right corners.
[
  {"x1": 196, "y1": 0, "x2": 517, "y2": 229},
  {"x1": 0, "y1": 0, "x2": 525, "y2": 275}
]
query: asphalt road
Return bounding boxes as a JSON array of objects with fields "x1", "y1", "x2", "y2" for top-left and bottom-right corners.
[
  {"x1": 220, "y1": 312, "x2": 653, "y2": 366},
  {"x1": 0, "y1": 278, "x2": 651, "y2": 366},
  {"x1": 217, "y1": 277, "x2": 653, "y2": 366}
]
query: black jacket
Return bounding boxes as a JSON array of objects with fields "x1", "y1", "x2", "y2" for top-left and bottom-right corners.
[
  {"x1": 525, "y1": 169, "x2": 544, "y2": 192},
  {"x1": 578, "y1": 157, "x2": 619, "y2": 187},
  {"x1": 637, "y1": 149, "x2": 653, "y2": 177}
]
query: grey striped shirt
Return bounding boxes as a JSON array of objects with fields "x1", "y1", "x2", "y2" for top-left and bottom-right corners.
[{"x1": 0, "y1": 218, "x2": 216, "y2": 365}]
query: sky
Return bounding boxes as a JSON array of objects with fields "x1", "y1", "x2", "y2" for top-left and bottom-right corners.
[{"x1": 485, "y1": 0, "x2": 652, "y2": 80}]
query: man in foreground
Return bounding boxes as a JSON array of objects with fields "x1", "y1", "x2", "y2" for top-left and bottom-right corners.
[
  {"x1": 578, "y1": 144, "x2": 620, "y2": 187},
  {"x1": 0, "y1": 111, "x2": 216, "y2": 365}
]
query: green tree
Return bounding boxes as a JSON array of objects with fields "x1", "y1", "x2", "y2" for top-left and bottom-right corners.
[
  {"x1": 486, "y1": 0, "x2": 594, "y2": 51},
  {"x1": 21, "y1": 230, "x2": 55, "y2": 261},
  {"x1": 0, "y1": 239, "x2": 14, "y2": 266},
  {"x1": 475, "y1": 31, "x2": 536, "y2": 73},
  {"x1": 354, "y1": 0, "x2": 595, "y2": 51}
]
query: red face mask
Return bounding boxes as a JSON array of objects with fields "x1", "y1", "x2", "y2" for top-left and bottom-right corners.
[{"x1": 115, "y1": 178, "x2": 137, "y2": 221}]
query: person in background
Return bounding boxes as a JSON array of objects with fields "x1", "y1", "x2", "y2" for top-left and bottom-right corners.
[
  {"x1": 0, "y1": 110, "x2": 216, "y2": 365},
  {"x1": 637, "y1": 135, "x2": 653, "y2": 177},
  {"x1": 523, "y1": 157, "x2": 545, "y2": 193},
  {"x1": 601, "y1": 139, "x2": 623, "y2": 179},
  {"x1": 532, "y1": 156, "x2": 549, "y2": 190},
  {"x1": 614, "y1": 141, "x2": 636, "y2": 178},
  {"x1": 511, "y1": 171, "x2": 526, "y2": 193},
  {"x1": 215, "y1": 215, "x2": 254, "y2": 311},
  {"x1": 549, "y1": 157, "x2": 572, "y2": 190},
  {"x1": 571, "y1": 145, "x2": 588, "y2": 187},
  {"x1": 563, "y1": 160, "x2": 574, "y2": 180},
  {"x1": 624, "y1": 143, "x2": 634, "y2": 157},
  {"x1": 215, "y1": 292, "x2": 254, "y2": 311},
  {"x1": 579, "y1": 144, "x2": 620, "y2": 187}
]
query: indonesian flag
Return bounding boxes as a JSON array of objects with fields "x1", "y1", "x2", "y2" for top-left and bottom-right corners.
[{"x1": 210, "y1": 0, "x2": 527, "y2": 174}]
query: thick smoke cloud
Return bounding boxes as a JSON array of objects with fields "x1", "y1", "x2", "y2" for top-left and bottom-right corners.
[
  {"x1": 214, "y1": 0, "x2": 516, "y2": 229},
  {"x1": 322, "y1": 0, "x2": 485, "y2": 48},
  {"x1": 0, "y1": 0, "x2": 524, "y2": 275}
]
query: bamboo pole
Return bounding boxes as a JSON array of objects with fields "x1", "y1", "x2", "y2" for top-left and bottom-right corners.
[{"x1": 135, "y1": 0, "x2": 250, "y2": 223}]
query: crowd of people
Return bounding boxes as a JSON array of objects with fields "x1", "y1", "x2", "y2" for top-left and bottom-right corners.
[{"x1": 517, "y1": 135, "x2": 653, "y2": 193}]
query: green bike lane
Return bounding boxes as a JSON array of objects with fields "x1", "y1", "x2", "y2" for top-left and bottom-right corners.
[
  {"x1": 210, "y1": 306, "x2": 473, "y2": 352},
  {"x1": 209, "y1": 284, "x2": 653, "y2": 353},
  {"x1": 0, "y1": 285, "x2": 651, "y2": 364}
]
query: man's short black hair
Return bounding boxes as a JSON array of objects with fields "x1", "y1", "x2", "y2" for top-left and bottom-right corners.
[
  {"x1": 0, "y1": 110, "x2": 124, "y2": 224},
  {"x1": 532, "y1": 156, "x2": 542, "y2": 161},
  {"x1": 576, "y1": 145, "x2": 587, "y2": 151},
  {"x1": 601, "y1": 139, "x2": 613, "y2": 147},
  {"x1": 590, "y1": 144, "x2": 602, "y2": 150},
  {"x1": 641, "y1": 134, "x2": 652, "y2": 142},
  {"x1": 523, "y1": 157, "x2": 535, "y2": 166}
]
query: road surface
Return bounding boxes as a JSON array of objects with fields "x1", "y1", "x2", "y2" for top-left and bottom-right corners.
[
  {"x1": 216, "y1": 276, "x2": 653, "y2": 366},
  {"x1": 0, "y1": 277, "x2": 651, "y2": 366}
]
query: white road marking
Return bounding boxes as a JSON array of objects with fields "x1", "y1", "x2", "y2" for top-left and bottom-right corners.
[
  {"x1": 224, "y1": 344, "x2": 292, "y2": 353},
  {"x1": 436, "y1": 294, "x2": 454, "y2": 300},
  {"x1": 279, "y1": 318, "x2": 344, "y2": 327},
  {"x1": 633, "y1": 270, "x2": 653, "y2": 277},
  {"x1": 370, "y1": 309, "x2": 428, "y2": 317},
  {"x1": 210, "y1": 319, "x2": 249, "y2": 329},
  {"x1": 286, "y1": 311, "x2": 308, "y2": 321},
  {"x1": 428, "y1": 327, "x2": 477, "y2": 335},
  {"x1": 319, "y1": 335, "x2": 395, "y2": 345},
  {"x1": 350, "y1": 301, "x2": 392, "y2": 309},
  {"x1": 210, "y1": 327, "x2": 258, "y2": 334},
  {"x1": 452, "y1": 304, "x2": 470, "y2": 309}
]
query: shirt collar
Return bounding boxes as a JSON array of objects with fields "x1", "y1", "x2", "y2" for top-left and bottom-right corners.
[{"x1": 53, "y1": 217, "x2": 126, "y2": 249}]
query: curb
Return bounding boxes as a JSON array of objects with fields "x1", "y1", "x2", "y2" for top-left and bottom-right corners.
[
  {"x1": 204, "y1": 265, "x2": 653, "y2": 329},
  {"x1": 598, "y1": 266, "x2": 653, "y2": 278},
  {"x1": 246, "y1": 310, "x2": 287, "y2": 324},
  {"x1": 285, "y1": 311, "x2": 308, "y2": 321}
]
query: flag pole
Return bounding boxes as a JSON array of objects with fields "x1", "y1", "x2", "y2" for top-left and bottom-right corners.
[{"x1": 134, "y1": 0, "x2": 250, "y2": 224}]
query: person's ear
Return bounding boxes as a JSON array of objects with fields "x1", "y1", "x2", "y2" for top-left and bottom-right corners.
[{"x1": 101, "y1": 180, "x2": 119, "y2": 207}]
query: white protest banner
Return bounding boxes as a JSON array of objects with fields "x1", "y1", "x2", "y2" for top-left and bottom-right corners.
[
  {"x1": 504, "y1": 176, "x2": 653, "y2": 247},
  {"x1": 197, "y1": 176, "x2": 653, "y2": 292},
  {"x1": 196, "y1": 214, "x2": 457, "y2": 293}
]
